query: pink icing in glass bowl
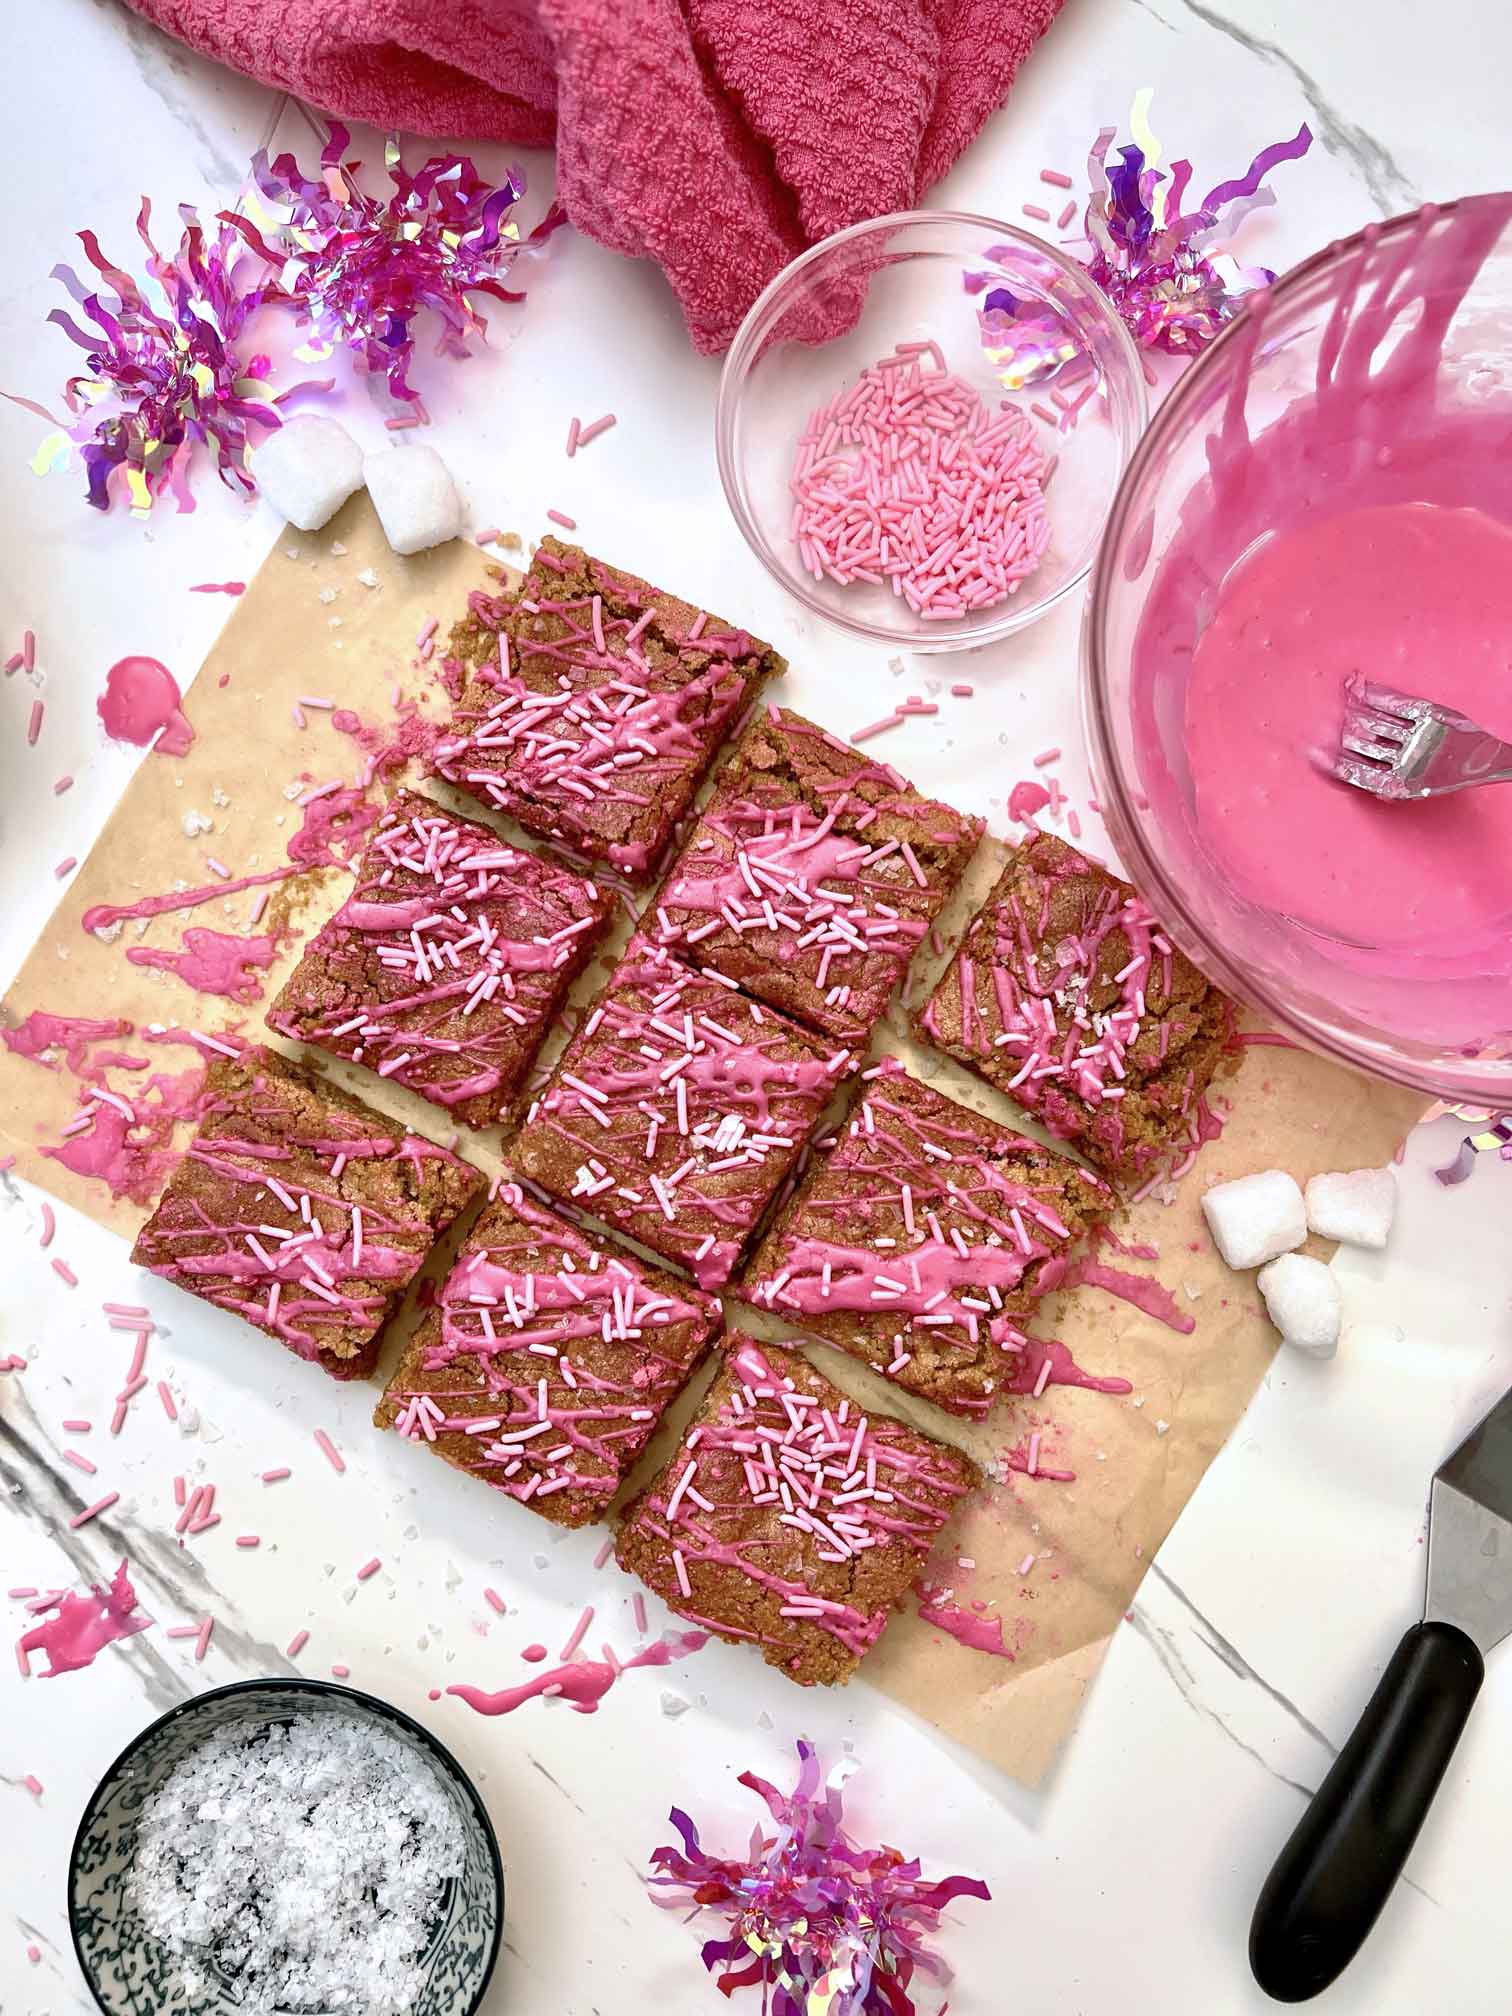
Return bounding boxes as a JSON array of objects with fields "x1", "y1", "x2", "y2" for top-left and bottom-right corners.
[
  {"x1": 1084, "y1": 196, "x2": 1512, "y2": 1104},
  {"x1": 716, "y1": 211, "x2": 1147, "y2": 653}
]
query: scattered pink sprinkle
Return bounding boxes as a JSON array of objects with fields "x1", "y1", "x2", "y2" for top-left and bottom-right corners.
[
  {"x1": 291, "y1": 704, "x2": 307, "y2": 729},
  {"x1": 27, "y1": 699, "x2": 44, "y2": 746},
  {"x1": 1057, "y1": 199, "x2": 1078, "y2": 230},
  {"x1": 51, "y1": 1259, "x2": 78, "y2": 1287},
  {"x1": 545, "y1": 509, "x2": 577, "y2": 530},
  {"x1": 632, "y1": 1592, "x2": 648, "y2": 1636},
  {"x1": 38, "y1": 1204, "x2": 55, "y2": 1249},
  {"x1": 1033, "y1": 746, "x2": 1061, "y2": 767},
  {"x1": 164, "y1": 1624, "x2": 200, "y2": 1639},
  {"x1": 3, "y1": 652, "x2": 19, "y2": 674},
  {"x1": 416, "y1": 616, "x2": 438, "y2": 648},
  {"x1": 330, "y1": 1662, "x2": 350, "y2": 1678},
  {"x1": 474, "y1": 527, "x2": 502, "y2": 545},
  {"x1": 194, "y1": 1615, "x2": 214, "y2": 1661},
  {"x1": 850, "y1": 713, "x2": 902, "y2": 745},
  {"x1": 355, "y1": 1557, "x2": 381, "y2": 1582},
  {"x1": 204, "y1": 856, "x2": 231, "y2": 880},
  {"x1": 484, "y1": 1587, "x2": 506, "y2": 1615},
  {"x1": 313, "y1": 1428, "x2": 345, "y2": 1473},
  {"x1": 63, "y1": 1450, "x2": 97, "y2": 1476},
  {"x1": 23, "y1": 629, "x2": 36, "y2": 672},
  {"x1": 69, "y1": 1491, "x2": 118, "y2": 1530},
  {"x1": 62, "y1": 1418, "x2": 91, "y2": 1433},
  {"x1": 173, "y1": 1475, "x2": 186, "y2": 1506},
  {"x1": 950, "y1": 683, "x2": 974, "y2": 698},
  {"x1": 1022, "y1": 202, "x2": 1051, "y2": 222},
  {"x1": 593, "y1": 1535, "x2": 614, "y2": 1571},
  {"x1": 189, "y1": 581, "x2": 246, "y2": 595},
  {"x1": 22, "y1": 1774, "x2": 43, "y2": 1797},
  {"x1": 1067, "y1": 809, "x2": 1083, "y2": 838},
  {"x1": 103, "y1": 1302, "x2": 149, "y2": 1319},
  {"x1": 1030, "y1": 401, "x2": 1058, "y2": 426},
  {"x1": 1040, "y1": 168, "x2": 1074, "y2": 189},
  {"x1": 559, "y1": 1605, "x2": 595, "y2": 1663},
  {"x1": 54, "y1": 857, "x2": 77, "y2": 879},
  {"x1": 575, "y1": 413, "x2": 616, "y2": 450},
  {"x1": 53, "y1": 774, "x2": 73, "y2": 795},
  {"x1": 286, "y1": 1629, "x2": 309, "y2": 1658},
  {"x1": 235, "y1": 1535, "x2": 261, "y2": 1549},
  {"x1": 8, "y1": 1587, "x2": 39, "y2": 1597},
  {"x1": 261, "y1": 1467, "x2": 291, "y2": 1484},
  {"x1": 157, "y1": 1381, "x2": 178, "y2": 1421},
  {"x1": 1017, "y1": 1551, "x2": 1037, "y2": 1576},
  {"x1": 26, "y1": 1944, "x2": 41, "y2": 1965}
]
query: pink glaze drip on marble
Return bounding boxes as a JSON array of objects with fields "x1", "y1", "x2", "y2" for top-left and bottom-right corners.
[
  {"x1": 98, "y1": 657, "x2": 194, "y2": 757},
  {"x1": 449, "y1": 1630, "x2": 708, "y2": 1715},
  {"x1": 17, "y1": 1560, "x2": 150, "y2": 1677}
]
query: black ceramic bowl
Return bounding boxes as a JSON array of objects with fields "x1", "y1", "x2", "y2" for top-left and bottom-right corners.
[{"x1": 68, "y1": 1677, "x2": 504, "y2": 2016}]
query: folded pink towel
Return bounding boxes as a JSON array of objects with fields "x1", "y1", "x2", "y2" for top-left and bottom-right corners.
[{"x1": 127, "y1": 0, "x2": 1061, "y2": 352}]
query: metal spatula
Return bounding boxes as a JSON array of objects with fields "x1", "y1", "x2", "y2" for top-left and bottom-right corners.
[{"x1": 1250, "y1": 1385, "x2": 1512, "y2": 2001}]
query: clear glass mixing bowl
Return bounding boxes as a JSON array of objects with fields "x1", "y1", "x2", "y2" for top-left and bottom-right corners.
[{"x1": 1084, "y1": 198, "x2": 1512, "y2": 1104}]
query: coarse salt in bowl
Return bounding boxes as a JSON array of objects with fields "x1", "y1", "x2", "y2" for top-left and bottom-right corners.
[{"x1": 717, "y1": 211, "x2": 1147, "y2": 653}]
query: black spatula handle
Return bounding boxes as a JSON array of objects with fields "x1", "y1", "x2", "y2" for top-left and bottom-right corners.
[{"x1": 1249, "y1": 1620, "x2": 1483, "y2": 2003}]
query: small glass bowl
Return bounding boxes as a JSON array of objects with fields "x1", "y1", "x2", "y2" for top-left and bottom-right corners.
[
  {"x1": 69, "y1": 1678, "x2": 504, "y2": 2016},
  {"x1": 716, "y1": 210, "x2": 1147, "y2": 653}
]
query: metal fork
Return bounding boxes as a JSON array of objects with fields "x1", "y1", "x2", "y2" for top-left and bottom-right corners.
[{"x1": 1332, "y1": 677, "x2": 1512, "y2": 800}]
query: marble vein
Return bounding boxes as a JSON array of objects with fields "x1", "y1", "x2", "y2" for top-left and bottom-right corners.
[
  {"x1": 1125, "y1": 1602, "x2": 1316, "y2": 1797},
  {"x1": 1150, "y1": 1563, "x2": 1338, "y2": 1757},
  {"x1": 94, "y1": 0, "x2": 279, "y2": 195}
]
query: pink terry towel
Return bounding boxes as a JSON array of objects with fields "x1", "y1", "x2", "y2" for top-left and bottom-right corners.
[{"x1": 125, "y1": 0, "x2": 1063, "y2": 353}]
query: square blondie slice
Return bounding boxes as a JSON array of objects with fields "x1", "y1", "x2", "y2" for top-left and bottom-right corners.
[
  {"x1": 616, "y1": 1337, "x2": 980, "y2": 1686},
  {"x1": 918, "y1": 832, "x2": 1232, "y2": 1187},
  {"x1": 644, "y1": 705, "x2": 982, "y2": 1045},
  {"x1": 267, "y1": 790, "x2": 614, "y2": 1130},
  {"x1": 375, "y1": 1181, "x2": 721, "y2": 1528},
  {"x1": 513, "y1": 937, "x2": 852, "y2": 1290},
  {"x1": 433, "y1": 537, "x2": 783, "y2": 878},
  {"x1": 130, "y1": 1047, "x2": 482, "y2": 1379},
  {"x1": 738, "y1": 1059, "x2": 1110, "y2": 1418}
]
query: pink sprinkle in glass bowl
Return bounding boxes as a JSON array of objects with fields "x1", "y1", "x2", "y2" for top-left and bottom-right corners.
[{"x1": 716, "y1": 211, "x2": 1147, "y2": 653}]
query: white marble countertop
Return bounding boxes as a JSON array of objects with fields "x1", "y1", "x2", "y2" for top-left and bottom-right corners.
[{"x1": 4, "y1": 3, "x2": 1511, "y2": 2011}]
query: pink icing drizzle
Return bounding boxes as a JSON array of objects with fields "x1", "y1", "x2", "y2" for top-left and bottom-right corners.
[
  {"x1": 17, "y1": 1560, "x2": 150, "y2": 1677},
  {"x1": 127, "y1": 928, "x2": 280, "y2": 1005},
  {"x1": 916, "y1": 1597, "x2": 1013, "y2": 1658},
  {"x1": 98, "y1": 657, "x2": 195, "y2": 757},
  {"x1": 449, "y1": 1630, "x2": 707, "y2": 1716}
]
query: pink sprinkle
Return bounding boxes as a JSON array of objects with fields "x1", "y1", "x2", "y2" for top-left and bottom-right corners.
[
  {"x1": 38, "y1": 1204, "x2": 55, "y2": 1249},
  {"x1": 417, "y1": 616, "x2": 439, "y2": 648},
  {"x1": 1022, "y1": 202, "x2": 1052, "y2": 222},
  {"x1": 1040, "y1": 168, "x2": 1074, "y2": 189},
  {"x1": 313, "y1": 1428, "x2": 345, "y2": 1473},
  {"x1": 1017, "y1": 1551, "x2": 1037, "y2": 1576},
  {"x1": 23, "y1": 629, "x2": 36, "y2": 672},
  {"x1": 298, "y1": 695, "x2": 334, "y2": 710},
  {"x1": 53, "y1": 774, "x2": 73, "y2": 795},
  {"x1": 1067, "y1": 809, "x2": 1083, "y2": 838},
  {"x1": 1026, "y1": 1432, "x2": 1042, "y2": 1477},
  {"x1": 474, "y1": 527, "x2": 502, "y2": 545},
  {"x1": 1057, "y1": 200, "x2": 1078, "y2": 230},
  {"x1": 261, "y1": 1467, "x2": 291, "y2": 1484},
  {"x1": 103, "y1": 1302, "x2": 149, "y2": 1318},
  {"x1": 355, "y1": 1557, "x2": 381, "y2": 1582},
  {"x1": 204, "y1": 856, "x2": 230, "y2": 880},
  {"x1": 194, "y1": 1616, "x2": 215, "y2": 1661},
  {"x1": 54, "y1": 857, "x2": 77, "y2": 879},
  {"x1": 632, "y1": 1592, "x2": 648, "y2": 1636},
  {"x1": 483, "y1": 1587, "x2": 506, "y2": 1614},
  {"x1": 27, "y1": 699, "x2": 44, "y2": 746},
  {"x1": 70, "y1": 1491, "x2": 118, "y2": 1530},
  {"x1": 63, "y1": 1449, "x2": 97, "y2": 1476},
  {"x1": 7, "y1": 1587, "x2": 39, "y2": 1598},
  {"x1": 62, "y1": 1419, "x2": 91, "y2": 1433},
  {"x1": 51, "y1": 1259, "x2": 78, "y2": 1287},
  {"x1": 565, "y1": 416, "x2": 581, "y2": 458},
  {"x1": 1031, "y1": 401, "x2": 1059, "y2": 426},
  {"x1": 575, "y1": 413, "x2": 617, "y2": 450},
  {"x1": 3, "y1": 652, "x2": 19, "y2": 674},
  {"x1": 157, "y1": 1381, "x2": 178, "y2": 1421},
  {"x1": 330, "y1": 1662, "x2": 350, "y2": 1679},
  {"x1": 190, "y1": 581, "x2": 246, "y2": 595},
  {"x1": 559, "y1": 1604, "x2": 595, "y2": 1662},
  {"x1": 291, "y1": 704, "x2": 307, "y2": 729},
  {"x1": 16, "y1": 1644, "x2": 30, "y2": 1678},
  {"x1": 173, "y1": 1475, "x2": 186, "y2": 1506},
  {"x1": 593, "y1": 1535, "x2": 614, "y2": 1571},
  {"x1": 125, "y1": 1333, "x2": 150, "y2": 1379},
  {"x1": 287, "y1": 1629, "x2": 310, "y2": 1657},
  {"x1": 1033, "y1": 746, "x2": 1061, "y2": 767},
  {"x1": 235, "y1": 1535, "x2": 260, "y2": 1549},
  {"x1": 165, "y1": 1625, "x2": 200, "y2": 1639},
  {"x1": 545, "y1": 509, "x2": 577, "y2": 530},
  {"x1": 950, "y1": 683, "x2": 974, "y2": 698},
  {"x1": 26, "y1": 1945, "x2": 41, "y2": 1965},
  {"x1": 851, "y1": 713, "x2": 902, "y2": 745},
  {"x1": 22, "y1": 1774, "x2": 43, "y2": 1797}
]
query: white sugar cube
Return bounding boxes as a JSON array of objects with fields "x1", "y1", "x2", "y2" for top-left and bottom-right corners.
[
  {"x1": 1201, "y1": 1168, "x2": 1306, "y2": 1269},
  {"x1": 1305, "y1": 1166, "x2": 1397, "y2": 1250},
  {"x1": 1258, "y1": 1253, "x2": 1342, "y2": 1358},
  {"x1": 363, "y1": 445, "x2": 462, "y2": 555},
  {"x1": 252, "y1": 415, "x2": 364, "y2": 531}
]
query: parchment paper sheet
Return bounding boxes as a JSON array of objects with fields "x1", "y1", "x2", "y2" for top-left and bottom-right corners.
[{"x1": 0, "y1": 494, "x2": 1423, "y2": 1784}]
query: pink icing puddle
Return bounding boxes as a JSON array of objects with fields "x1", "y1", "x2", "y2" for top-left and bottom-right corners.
[
  {"x1": 43, "y1": 1064, "x2": 206, "y2": 1204},
  {"x1": 98, "y1": 657, "x2": 195, "y2": 757},
  {"x1": 1006, "y1": 1336, "x2": 1133, "y2": 1398},
  {"x1": 916, "y1": 1596, "x2": 1014, "y2": 1659},
  {"x1": 1058, "y1": 1256, "x2": 1196, "y2": 1334},
  {"x1": 520, "y1": 1643, "x2": 549, "y2": 1664},
  {"x1": 1007, "y1": 779, "x2": 1051, "y2": 823},
  {"x1": 2, "y1": 1011, "x2": 133, "y2": 1076},
  {"x1": 18, "y1": 1560, "x2": 150, "y2": 1677},
  {"x1": 126, "y1": 927, "x2": 280, "y2": 1005},
  {"x1": 449, "y1": 1631, "x2": 707, "y2": 1717},
  {"x1": 1132, "y1": 197, "x2": 1512, "y2": 1053}
]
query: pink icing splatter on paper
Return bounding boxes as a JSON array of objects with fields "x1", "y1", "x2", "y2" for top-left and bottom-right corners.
[
  {"x1": 126, "y1": 928, "x2": 280, "y2": 1005},
  {"x1": 915, "y1": 1594, "x2": 1014, "y2": 1658}
]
